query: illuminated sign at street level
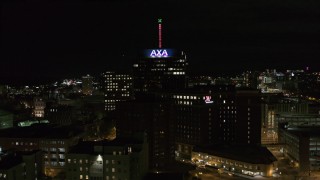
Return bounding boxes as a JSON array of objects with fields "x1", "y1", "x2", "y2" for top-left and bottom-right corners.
[{"x1": 145, "y1": 49, "x2": 174, "y2": 58}]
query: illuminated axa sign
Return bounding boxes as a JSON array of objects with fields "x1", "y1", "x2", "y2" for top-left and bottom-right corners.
[
  {"x1": 150, "y1": 49, "x2": 169, "y2": 58},
  {"x1": 145, "y1": 49, "x2": 174, "y2": 58}
]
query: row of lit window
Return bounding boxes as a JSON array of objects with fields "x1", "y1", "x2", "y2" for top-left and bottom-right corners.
[
  {"x1": 219, "y1": 111, "x2": 236, "y2": 115},
  {"x1": 104, "y1": 75, "x2": 131, "y2": 78},
  {"x1": 44, "y1": 161, "x2": 65, "y2": 166},
  {"x1": 177, "y1": 101, "x2": 193, "y2": 105},
  {"x1": 44, "y1": 153, "x2": 65, "y2": 159},
  {"x1": 42, "y1": 141, "x2": 65, "y2": 145},
  {"x1": 173, "y1": 95, "x2": 199, "y2": 100},
  {"x1": 150, "y1": 68, "x2": 166, "y2": 71},
  {"x1": 68, "y1": 158, "x2": 126, "y2": 165},
  {"x1": 172, "y1": 72, "x2": 185, "y2": 75},
  {"x1": 79, "y1": 175, "x2": 89, "y2": 180},
  {"x1": 12, "y1": 142, "x2": 36, "y2": 146},
  {"x1": 42, "y1": 147, "x2": 65, "y2": 152}
]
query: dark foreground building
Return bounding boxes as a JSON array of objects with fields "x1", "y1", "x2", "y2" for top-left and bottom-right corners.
[{"x1": 66, "y1": 133, "x2": 149, "y2": 180}]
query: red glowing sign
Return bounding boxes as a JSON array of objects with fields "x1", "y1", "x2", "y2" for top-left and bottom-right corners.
[{"x1": 203, "y1": 96, "x2": 213, "y2": 104}]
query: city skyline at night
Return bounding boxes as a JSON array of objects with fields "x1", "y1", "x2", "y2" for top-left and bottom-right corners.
[{"x1": 1, "y1": 1, "x2": 320, "y2": 179}]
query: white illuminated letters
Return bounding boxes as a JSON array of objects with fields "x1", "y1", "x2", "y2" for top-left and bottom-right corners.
[{"x1": 150, "y1": 49, "x2": 169, "y2": 58}]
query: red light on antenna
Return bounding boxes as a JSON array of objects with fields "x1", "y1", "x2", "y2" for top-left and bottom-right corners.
[{"x1": 158, "y1": 24, "x2": 162, "y2": 48}]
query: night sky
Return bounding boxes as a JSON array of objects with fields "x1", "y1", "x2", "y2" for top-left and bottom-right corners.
[{"x1": 1, "y1": 0, "x2": 320, "y2": 85}]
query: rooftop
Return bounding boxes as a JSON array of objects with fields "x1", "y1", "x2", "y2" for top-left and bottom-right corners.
[
  {"x1": 0, "y1": 110, "x2": 11, "y2": 116},
  {"x1": 69, "y1": 134, "x2": 146, "y2": 155},
  {"x1": 193, "y1": 144, "x2": 277, "y2": 164},
  {"x1": 286, "y1": 126, "x2": 320, "y2": 137},
  {"x1": 0, "y1": 124, "x2": 83, "y2": 139},
  {"x1": 0, "y1": 152, "x2": 23, "y2": 170}
]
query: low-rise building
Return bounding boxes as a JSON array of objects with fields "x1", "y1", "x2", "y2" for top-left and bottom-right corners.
[
  {"x1": 0, "y1": 110, "x2": 13, "y2": 129},
  {"x1": 0, "y1": 125, "x2": 83, "y2": 178},
  {"x1": 279, "y1": 125, "x2": 320, "y2": 172},
  {"x1": 0, "y1": 150, "x2": 42, "y2": 180},
  {"x1": 192, "y1": 145, "x2": 276, "y2": 177},
  {"x1": 66, "y1": 133, "x2": 148, "y2": 180}
]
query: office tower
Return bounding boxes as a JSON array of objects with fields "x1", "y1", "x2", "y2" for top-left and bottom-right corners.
[
  {"x1": 235, "y1": 89, "x2": 262, "y2": 145},
  {"x1": 133, "y1": 50, "x2": 187, "y2": 94},
  {"x1": 102, "y1": 71, "x2": 133, "y2": 112},
  {"x1": 172, "y1": 85, "x2": 236, "y2": 161},
  {"x1": 133, "y1": 19, "x2": 187, "y2": 94},
  {"x1": 33, "y1": 97, "x2": 46, "y2": 118},
  {"x1": 243, "y1": 71, "x2": 259, "y2": 89},
  {"x1": 117, "y1": 19, "x2": 188, "y2": 169},
  {"x1": 82, "y1": 74, "x2": 93, "y2": 95},
  {"x1": 172, "y1": 86, "x2": 262, "y2": 161}
]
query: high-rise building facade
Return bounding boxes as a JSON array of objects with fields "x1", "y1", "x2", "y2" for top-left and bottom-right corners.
[
  {"x1": 235, "y1": 89, "x2": 262, "y2": 145},
  {"x1": 33, "y1": 97, "x2": 46, "y2": 118},
  {"x1": 82, "y1": 75, "x2": 93, "y2": 96},
  {"x1": 171, "y1": 86, "x2": 262, "y2": 161},
  {"x1": 133, "y1": 49, "x2": 187, "y2": 93},
  {"x1": 102, "y1": 71, "x2": 133, "y2": 112}
]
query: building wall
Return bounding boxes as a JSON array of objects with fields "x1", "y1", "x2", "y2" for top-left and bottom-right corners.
[
  {"x1": 191, "y1": 152, "x2": 274, "y2": 177},
  {"x1": 66, "y1": 141, "x2": 148, "y2": 180},
  {"x1": 116, "y1": 100, "x2": 157, "y2": 168},
  {"x1": 33, "y1": 98, "x2": 46, "y2": 118},
  {"x1": 0, "y1": 138, "x2": 40, "y2": 152},
  {"x1": 278, "y1": 127, "x2": 320, "y2": 172},
  {"x1": 133, "y1": 51, "x2": 187, "y2": 93},
  {"x1": 83, "y1": 75, "x2": 93, "y2": 96},
  {"x1": 0, "y1": 111, "x2": 13, "y2": 129},
  {"x1": 45, "y1": 105, "x2": 74, "y2": 125},
  {"x1": 22, "y1": 151, "x2": 43, "y2": 180},
  {"x1": 0, "y1": 136, "x2": 80, "y2": 178},
  {"x1": 236, "y1": 90, "x2": 262, "y2": 145},
  {"x1": 40, "y1": 138, "x2": 79, "y2": 177},
  {"x1": 103, "y1": 72, "x2": 133, "y2": 112},
  {"x1": 0, "y1": 163, "x2": 25, "y2": 180}
]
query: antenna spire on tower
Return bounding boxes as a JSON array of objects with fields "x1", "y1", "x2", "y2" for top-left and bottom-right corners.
[{"x1": 158, "y1": 18, "x2": 162, "y2": 48}]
